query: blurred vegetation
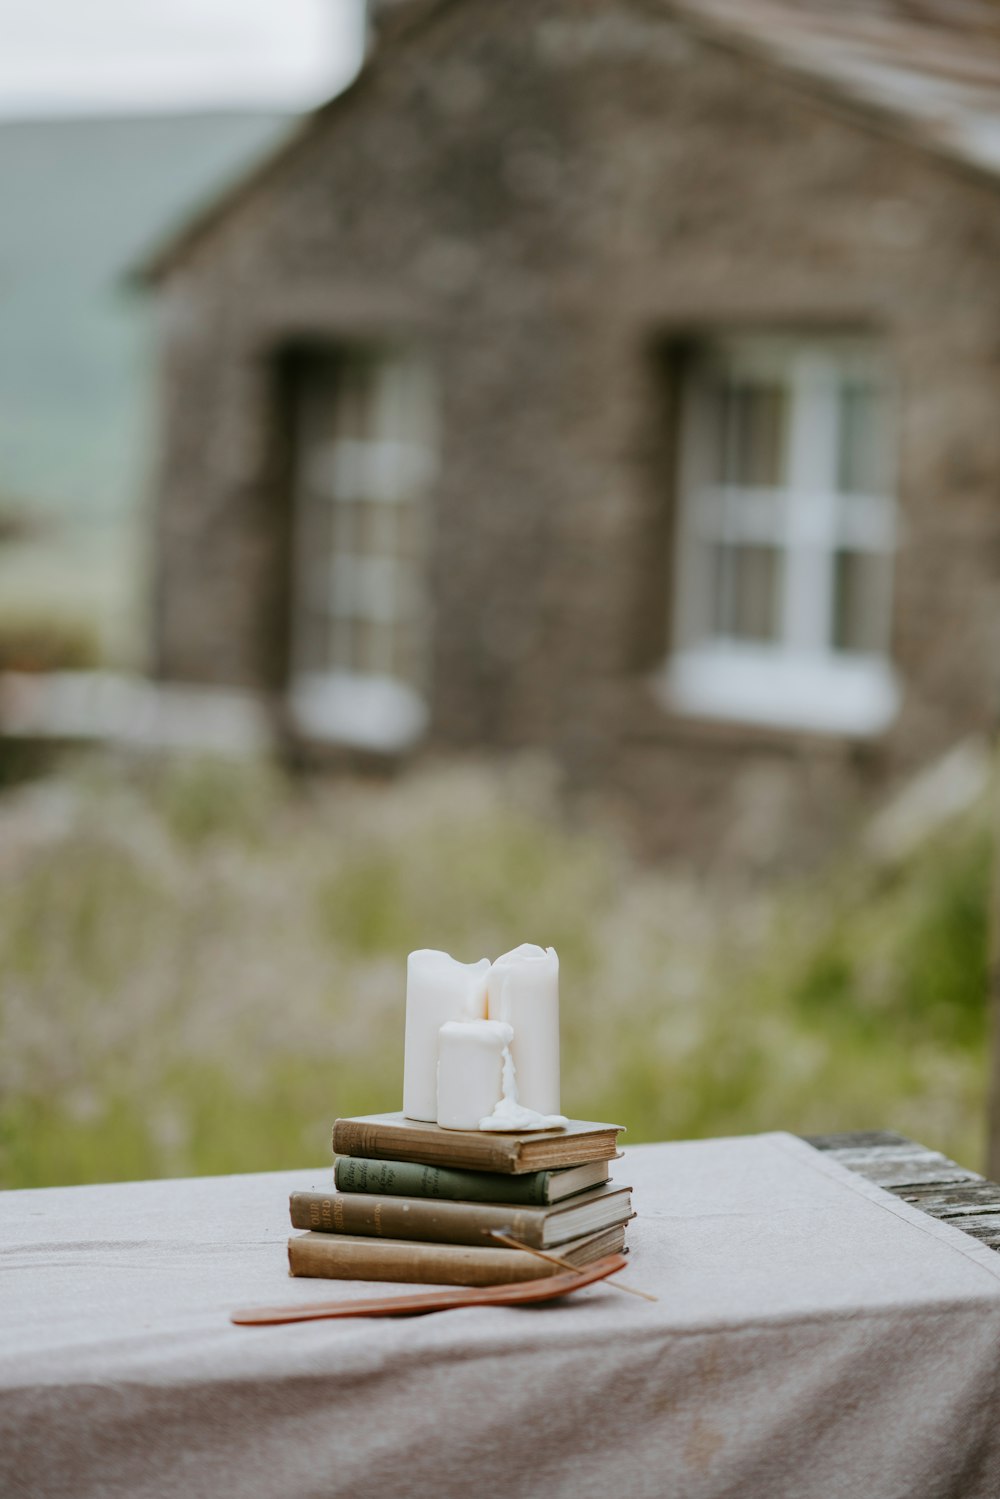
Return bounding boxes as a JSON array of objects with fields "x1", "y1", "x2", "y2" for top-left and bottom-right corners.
[
  {"x1": 0, "y1": 610, "x2": 100, "y2": 673},
  {"x1": 0, "y1": 753, "x2": 992, "y2": 1188}
]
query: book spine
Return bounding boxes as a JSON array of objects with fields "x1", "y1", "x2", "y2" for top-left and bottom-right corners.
[
  {"x1": 288, "y1": 1232, "x2": 558, "y2": 1287},
  {"x1": 289, "y1": 1191, "x2": 546, "y2": 1247},
  {"x1": 333, "y1": 1156, "x2": 551, "y2": 1205},
  {"x1": 331, "y1": 1120, "x2": 522, "y2": 1172}
]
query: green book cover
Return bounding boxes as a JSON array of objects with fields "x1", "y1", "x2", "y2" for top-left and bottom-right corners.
[{"x1": 333, "y1": 1155, "x2": 606, "y2": 1205}]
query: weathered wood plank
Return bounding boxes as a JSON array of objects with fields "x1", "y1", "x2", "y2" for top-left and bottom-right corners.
[
  {"x1": 800, "y1": 1130, "x2": 1000, "y2": 1252},
  {"x1": 823, "y1": 1146, "x2": 981, "y2": 1189},
  {"x1": 934, "y1": 1215, "x2": 1000, "y2": 1246},
  {"x1": 892, "y1": 1183, "x2": 1000, "y2": 1218},
  {"x1": 803, "y1": 1131, "x2": 911, "y2": 1151}
]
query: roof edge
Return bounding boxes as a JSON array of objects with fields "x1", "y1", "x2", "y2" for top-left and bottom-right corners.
[
  {"x1": 659, "y1": 0, "x2": 1000, "y2": 194},
  {"x1": 131, "y1": 0, "x2": 454, "y2": 286},
  {"x1": 134, "y1": 0, "x2": 1000, "y2": 287}
]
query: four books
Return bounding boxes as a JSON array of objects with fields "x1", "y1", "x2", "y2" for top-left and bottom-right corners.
[{"x1": 289, "y1": 1114, "x2": 629, "y2": 1287}]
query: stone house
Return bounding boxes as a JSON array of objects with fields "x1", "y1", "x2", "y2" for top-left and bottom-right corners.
[{"x1": 143, "y1": 0, "x2": 1000, "y2": 863}]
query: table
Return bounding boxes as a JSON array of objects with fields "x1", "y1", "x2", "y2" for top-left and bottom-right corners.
[{"x1": 5, "y1": 1132, "x2": 1000, "y2": 1499}]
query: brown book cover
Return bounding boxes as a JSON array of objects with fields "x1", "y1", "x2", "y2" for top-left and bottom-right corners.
[
  {"x1": 331, "y1": 1113, "x2": 625, "y2": 1175},
  {"x1": 289, "y1": 1184, "x2": 633, "y2": 1249},
  {"x1": 287, "y1": 1223, "x2": 628, "y2": 1286}
]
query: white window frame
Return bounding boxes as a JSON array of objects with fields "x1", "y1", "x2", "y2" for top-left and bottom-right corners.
[
  {"x1": 289, "y1": 350, "x2": 435, "y2": 753},
  {"x1": 663, "y1": 336, "x2": 900, "y2": 737}
]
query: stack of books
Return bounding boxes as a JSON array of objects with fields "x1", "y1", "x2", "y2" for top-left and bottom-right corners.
[{"x1": 288, "y1": 1112, "x2": 631, "y2": 1286}]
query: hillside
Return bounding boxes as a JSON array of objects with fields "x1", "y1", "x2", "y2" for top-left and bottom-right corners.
[{"x1": 0, "y1": 112, "x2": 292, "y2": 661}]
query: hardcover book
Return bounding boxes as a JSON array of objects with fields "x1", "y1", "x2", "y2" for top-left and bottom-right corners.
[
  {"x1": 331, "y1": 1113, "x2": 625, "y2": 1175},
  {"x1": 287, "y1": 1222, "x2": 628, "y2": 1286},
  {"x1": 289, "y1": 1183, "x2": 633, "y2": 1249},
  {"x1": 333, "y1": 1155, "x2": 613, "y2": 1204}
]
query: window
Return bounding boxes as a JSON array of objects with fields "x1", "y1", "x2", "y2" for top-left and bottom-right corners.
[
  {"x1": 666, "y1": 336, "x2": 898, "y2": 735},
  {"x1": 288, "y1": 348, "x2": 435, "y2": 751}
]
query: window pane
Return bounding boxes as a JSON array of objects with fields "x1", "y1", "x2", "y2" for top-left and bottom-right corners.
[
  {"x1": 357, "y1": 498, "x2": 397, "y2": 557},
  {"x1": 332, "y1": 497, "x2": 359, "y2": 556},
  {"x1": 710, "y1": 543, "x2": 783, "y2": 643},
  {"x1": 300, "y1": 489, "x2": 335, "y2": 598},
  {"x1": 832, "y1": 549, "x2": 892, "y2": 654},
  {"x1": 291, "y1": 347, "x2": 433, "y2": 692},
  {"x1": 330, "y1": 616, "x2": 355, "y2": 671},
  {"x1": 710, "y1": 379, "x2": 789, "y2": 488},
  {"x1": 837, "y1": 380, "x2": 890, "y2": 495},
  {"x1": 296, "y1": 606, "x2": 329, "y2": 675},
  {"x1": 333, "y1": 362, "x2": 369, "y2": 442},
  {"x1": 674, "y1": 338, "x2": 897, "y2": 718},
  {"x1": 394, "y1": 501, "x2": 423, "y2": 558},
  {"x1": 393, "y1": 620, "x2": 423, "y2": 684},
  {"x1": 354, "y1": 618, "x2": 386, "y2": 676}
]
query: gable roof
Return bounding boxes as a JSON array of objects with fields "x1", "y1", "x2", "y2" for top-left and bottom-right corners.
[
  {"x1": 138, "y1": 0, "x2": 1000, "y2": 283},
  {"x1": 135, "y1": 0, "x2": 453, "y2": 283},
  {"x1": 668, "y1": 0, "x2": 1000, "y2": 181}
]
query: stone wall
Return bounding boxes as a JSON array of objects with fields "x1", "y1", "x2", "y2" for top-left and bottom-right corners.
[{"x1": 150, "y1": 0, "x2": 1000, "y2": 865}]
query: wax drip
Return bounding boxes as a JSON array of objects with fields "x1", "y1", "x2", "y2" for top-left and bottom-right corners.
[
  {"x1": 479, "y1": 1044, "x2": 568, "y2": 1132},
  {"x1": 502, "y1": 1044, "x2": 517, "y2": 1104}
]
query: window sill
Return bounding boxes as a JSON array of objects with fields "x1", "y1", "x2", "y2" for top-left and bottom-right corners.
[
  {"x1": 289, "y1": 672, "x2": 428, "y2": 754},
  {"x1": 657, "y1": 648, "x2": 900, "y2": 739}
]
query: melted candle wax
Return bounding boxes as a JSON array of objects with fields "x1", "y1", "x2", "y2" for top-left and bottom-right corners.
[{"x1": 478, "y1": 1041, "x2": 568, "y2": 1133}]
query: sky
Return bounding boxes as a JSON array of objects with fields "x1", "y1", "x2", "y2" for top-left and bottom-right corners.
[{"x1": 0, "y1": 0, "x2": 367, "y2": 117}]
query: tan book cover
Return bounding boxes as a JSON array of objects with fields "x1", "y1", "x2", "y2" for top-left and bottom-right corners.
[
  {"x1": 287, "y1": 1223, "x2": 628, "y2": 1286},
  {"x1": 331, "y1": 1113, "x2": 625, "y2": 1175},
  {"x1": 289, "y1": 1184, "x2": 633, "y2": 1249}
]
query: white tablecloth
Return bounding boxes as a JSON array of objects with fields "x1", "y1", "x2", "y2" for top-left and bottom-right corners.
[{"x1": 4, "y1": 1132, "x2": 1000, "y2": 1499}]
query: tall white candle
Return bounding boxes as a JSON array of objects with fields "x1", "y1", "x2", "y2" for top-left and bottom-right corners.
[
  {"x1": 487, "y1": 943, "x2": 561, "y2": 1115},
  {"x1": 403, "y1": 950, "x2": 490, "y2": 1121},
  {"x1": 436, "y1": 1020, "x2": 513, "y2": 1130}
]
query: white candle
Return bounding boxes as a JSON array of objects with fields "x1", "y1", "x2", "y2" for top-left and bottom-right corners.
[
  {"x1": 487, "y1": 944, "x2": 561, "y2": 1115},
  {"x1": 436, "y1": 1020, "x2": 513, "y2": 1130},
  {"x1": 403, "y1": 950, "x2": 490, "y2": 1121}
]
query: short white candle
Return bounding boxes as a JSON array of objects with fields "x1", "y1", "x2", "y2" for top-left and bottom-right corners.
[
  {"x1": 403, "y1": 950, "x2": 490, "y2": 1121},
  {"x1": 436, "y1": 1019, "x2": 513, "y2": 1130},
  {"x1": 487, "y1": 943, "x2": 561, "y2": 1115}
]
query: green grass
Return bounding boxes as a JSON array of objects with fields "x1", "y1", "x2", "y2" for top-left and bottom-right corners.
[{"x1": 0, "y1": 753, "x2": 992, "y2": 1187}]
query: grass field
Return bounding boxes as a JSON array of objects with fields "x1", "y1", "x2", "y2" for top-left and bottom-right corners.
[{"x1": 0, "y1": 752, "x2": 991, "y2": 1188}]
